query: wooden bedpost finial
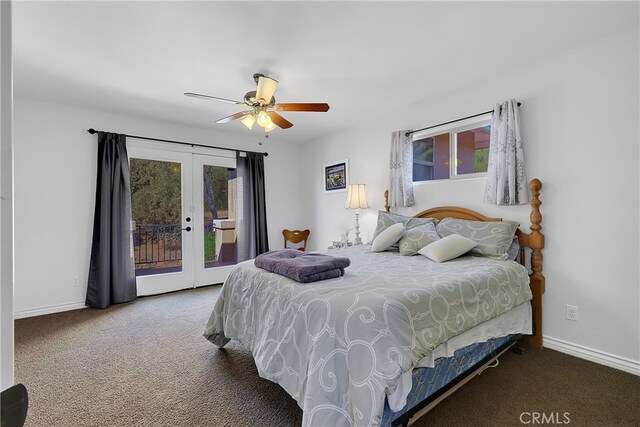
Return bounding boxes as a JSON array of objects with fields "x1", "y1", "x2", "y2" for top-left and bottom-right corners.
[
  {"x1": 528, "y1": 178, "x2": 544, "y2": 284},
  {"x1": 530, "y1": 179, "x2": 542, "y2": 234},
  {"x1": 384, "y1": 190, "x2": 390, "y2": 212},
  {"x1": 529, "y1": 179, "x2": 544, "y2": 265},
  {"x1": 527, "y1": 178, "x2": 545, "y2": 349}
]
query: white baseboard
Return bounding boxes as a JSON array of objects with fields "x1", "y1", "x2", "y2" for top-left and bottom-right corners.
[
  {"x1": 544, "y1": 335, "x2": 640, "y2": 376},
  {"x1": 14, "y1": 301, "x2": 87, "y2": 319}
]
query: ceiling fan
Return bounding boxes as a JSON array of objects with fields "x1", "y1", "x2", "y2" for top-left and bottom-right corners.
[{"x1": 184, "y1": 73, "x2": 330, "y2": 132}]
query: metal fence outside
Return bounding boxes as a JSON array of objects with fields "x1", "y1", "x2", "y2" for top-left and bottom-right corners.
[{"x1": 133, "y1": 223, "x2": 217, "y2": 274}]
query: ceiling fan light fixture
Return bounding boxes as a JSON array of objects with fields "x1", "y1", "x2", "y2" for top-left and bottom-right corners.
[
  {"x1": 241, "y1": 113, "x2": 256, "y2": 130},
  {"x1": 255, "y1": 76, "x2": 278, "y2": 105},
  {"x1": 264, "y1": 120, "x2": 277, "y2": 132},
  {"x1": 256, "y1": 110, "x2": 270, "y2": 128}
]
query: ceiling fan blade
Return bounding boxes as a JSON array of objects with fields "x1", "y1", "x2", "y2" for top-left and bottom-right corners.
[
  {"x1": 184, "y1": 92, "x2": 243, "y2": 105},
  {"x1": 268, "y1": 112, "x2": 294, "y2": 129},
  {"x1": 215, "y1": 111, "x2": 252, "y2": 124},
  {"x1": 273, "y1": 103, "x2": 330, "y2": 112},
  {"x1": 255, "y1": 76, "x2": 278, "y2": 105}
]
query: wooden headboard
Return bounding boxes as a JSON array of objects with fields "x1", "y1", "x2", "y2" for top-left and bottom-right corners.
[{"x1": 384, "y1": 179, "x2": 545, "y2": 349}]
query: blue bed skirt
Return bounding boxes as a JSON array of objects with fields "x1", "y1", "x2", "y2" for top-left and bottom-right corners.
[{"x1": 381, "y1": 334, "x2": 517, "y2": 426}]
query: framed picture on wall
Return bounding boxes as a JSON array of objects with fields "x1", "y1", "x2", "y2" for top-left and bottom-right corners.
[{"x1": 324, "y1": 160, "x2": 348, "y2": 193}]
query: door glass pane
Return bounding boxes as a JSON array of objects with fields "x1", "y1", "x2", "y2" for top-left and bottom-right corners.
[
  {"x1": 203, "y1": 165, "x2": 238, "y2": 268},
  {"x1": 130, "y1": 158, "x2": 182, "y2": 276},
  {"x1": 456, "y1": 125, "x2": 491, "y2": 175},
  {"x1": 413, "y1": 133, "x2": 450, "y2": 181}
]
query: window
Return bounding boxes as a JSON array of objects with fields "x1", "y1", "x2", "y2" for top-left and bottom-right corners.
[{"x1": 412, "y1": 116, "x2": 491, "y2": 182}]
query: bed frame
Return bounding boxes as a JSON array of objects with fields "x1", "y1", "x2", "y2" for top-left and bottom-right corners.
[
  {"x1": 380, "y1": 179, "x2": 544, "y2": 426},
  {"x1": 384, "y1": 178, "x2": 545, "y2": 349},
  {"x1": 386, "y1": 334, "x2": 522, "y2": 427}
]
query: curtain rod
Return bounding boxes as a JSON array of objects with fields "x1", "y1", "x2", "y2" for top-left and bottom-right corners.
[
  {"x1": 405, "y1": 102, "x2": 522, "y2": 137},
  {"x1": 86, "y1": 128, "x2": 268, "y2": 157}
]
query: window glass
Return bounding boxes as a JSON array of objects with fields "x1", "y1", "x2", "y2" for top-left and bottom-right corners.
[
  {"x1": 412, "y1": 120, "x2": 491, "y2": 182},
  {"x1": 203, "y1": 165, "x2": 237, "y2": 268},
  {"x1": 130, "y1": 158, "x2": 182, "y2": 276},
  {"x1": 413, "y1": 133, "x2": 450, "y2": 182},
  {"x1": 455, "y1": 125, "x2": 491, "y2": 175}
]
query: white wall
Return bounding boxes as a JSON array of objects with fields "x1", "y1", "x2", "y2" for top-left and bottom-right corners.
[
  {"x1": 0, "y1": 0, "x2": 14, "y2": 390},
  {"x1": 12, "y1": 98, "x2": 306, "y2": 316},
  {"x1": 299, "y1": 27, "x2": 640, "y2": 370}
]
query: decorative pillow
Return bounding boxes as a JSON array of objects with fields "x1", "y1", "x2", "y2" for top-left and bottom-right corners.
[
  {"x1": 436, "y1": 218, "x2": 519, "y2": 260},
  {"x1": 405, "y1": 216, "x2": 438, "y2": 229},
  {"x1": 372, "y1": 211, "x2": 407, "y2": 241},
  {"x1": 506, "y1": 236, "x2": 521, "y2": 261},
  {"x1": 418, "y1": 234, "x2": 478, "y2": 263},
  {"x1": 372, "y1": 211, "x2": 437, "y2": 241},
  {"x1": 399, "y1": 222, "x2": 440, "y2": 256},
  {"x1": 371, "y1": 223, "x2": 405, "y2": 253}
]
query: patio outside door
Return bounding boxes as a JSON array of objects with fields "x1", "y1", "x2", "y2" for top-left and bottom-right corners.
[{"x1": 128, "y1": 140, "x2": 238, "y2": 296}]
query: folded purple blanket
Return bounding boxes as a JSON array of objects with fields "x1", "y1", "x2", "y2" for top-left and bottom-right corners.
[{"x1": 254, "y1": 249, "x2": 351, "y2": 283}]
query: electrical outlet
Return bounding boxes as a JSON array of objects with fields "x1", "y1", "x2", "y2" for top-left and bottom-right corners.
[
  {"x1": 566, "y1": 304, "x2": 578, "y2": 322},
  {"x1": 72, "y1": 276, "x2": 80, "y2": 287}
]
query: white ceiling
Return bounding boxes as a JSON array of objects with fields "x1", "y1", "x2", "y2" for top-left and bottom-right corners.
[{"x1": 13, "y1": 1, "x2": 639, "y2": 143}]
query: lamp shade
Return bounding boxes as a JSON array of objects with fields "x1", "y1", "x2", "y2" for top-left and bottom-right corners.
[
  {"x1": 264, "y1": 120, "x2": 277, "y2": 132},
  {"x1": 256, "y1": 110, "x2": 270, "y2": 127},
  {"x1": 241, "y1": 113, "x2": 256, "y2": 130},
  {"x1": 255, "y1": 76, "x2": 278, "y2": 105},
  {"x1": 345, "y1": 184, "x2": 369, "y2": 209}
]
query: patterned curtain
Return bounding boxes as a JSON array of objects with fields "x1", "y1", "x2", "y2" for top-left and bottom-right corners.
[
  {"x1": 389, "y1": 130, "x2": 415, "y2": 207},
  {"x1": 483, "y1": 99, "x2": 528, "y2": 205}
]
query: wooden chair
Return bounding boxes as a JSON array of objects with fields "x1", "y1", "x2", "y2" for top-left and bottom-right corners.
[{"x1": 283, "y1": 229, "x2": 310, "y2": 252}]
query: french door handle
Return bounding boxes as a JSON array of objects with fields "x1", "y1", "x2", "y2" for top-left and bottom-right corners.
[{"x1": 182, "y1": 226, "x2": 192, "y2": 232}]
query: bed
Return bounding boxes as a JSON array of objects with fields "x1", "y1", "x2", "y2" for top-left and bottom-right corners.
[{"x1": 204, "y1": 179, "x2": 545, "y2": 427}]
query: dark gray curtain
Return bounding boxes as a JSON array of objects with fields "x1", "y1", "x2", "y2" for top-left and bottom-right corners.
[
  {"x1": 86, "y1": 132, "x2": 137, "y2": 308},
  {"x1": 237, "y1": 152, "x2": 269, "y2": 261}
]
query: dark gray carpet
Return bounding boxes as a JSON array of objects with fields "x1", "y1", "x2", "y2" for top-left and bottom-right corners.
[{"x1": 15, "y1": 286, "x2": 640, "y2": 427}]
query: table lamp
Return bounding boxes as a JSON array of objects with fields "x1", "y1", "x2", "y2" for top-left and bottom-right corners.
[{"x1": 345, "y1": 184, "x2": 369, "y2": 245}]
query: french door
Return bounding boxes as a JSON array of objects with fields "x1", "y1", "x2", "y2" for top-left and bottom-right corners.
[{"x1": 128, "y1": 140, "x2": 238, "y2": 296}]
